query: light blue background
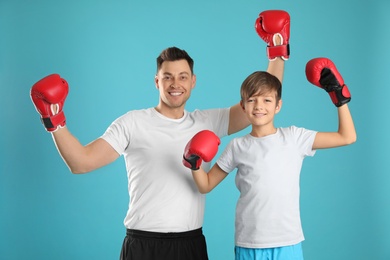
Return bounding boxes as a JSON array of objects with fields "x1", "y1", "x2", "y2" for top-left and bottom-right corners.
[{"x1": 1, "y1": 0, "x2": 389, "y2": 259}]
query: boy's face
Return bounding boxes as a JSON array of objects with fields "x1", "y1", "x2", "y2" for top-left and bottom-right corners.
[
  {"x1": 240, "y1": 90, "x2": 282, "y2": 127},
  {"x1": 154, "y1": 59, "x2": 196, "y2": 110}
]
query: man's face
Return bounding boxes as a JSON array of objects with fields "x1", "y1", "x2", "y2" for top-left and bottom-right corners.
[{"x1": 155, "y1": 59, "x2": 196, "y2": 110}]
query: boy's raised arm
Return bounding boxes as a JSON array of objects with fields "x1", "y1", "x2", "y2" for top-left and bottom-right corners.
[
  {"x1": 228, "y1": 10, "x2": 289, "y2": 135},
  {"x1": 305, "y1": 57, "x2": 357, "y2": 149}
]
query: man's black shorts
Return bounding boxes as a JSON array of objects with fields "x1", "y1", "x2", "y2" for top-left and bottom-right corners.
[{"x1": 120, "y1": 228, "x2": 208, "y2": 260}]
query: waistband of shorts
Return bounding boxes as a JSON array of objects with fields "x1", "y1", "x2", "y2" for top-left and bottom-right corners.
[{"x1": 126, "y1": 227, "x2": 203, "y2": 239}]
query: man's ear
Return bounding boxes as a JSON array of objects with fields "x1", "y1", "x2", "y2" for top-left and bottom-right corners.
[
  {"x1": 191, "y1": 74, "x2": 197, "y2": 89},
  {"x1": 154, "y1": 75, "x2": 159, "y2": 89}
]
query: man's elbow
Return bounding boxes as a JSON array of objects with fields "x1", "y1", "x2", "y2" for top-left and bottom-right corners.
[
  {"x1": 69, "y1": 168, "x2": 88, "y2": 174},
  {"x1": 68, "y1": 164, "x2": 92, "y2": 174}
]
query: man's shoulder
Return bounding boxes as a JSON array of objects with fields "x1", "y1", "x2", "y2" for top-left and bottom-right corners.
[
  {"x1": 188, "y1": 107, "x2": 229, "y2": 116},
  {"x1": 111, "y1": 108, "x2": 154, "y2": 124},
  {"x1": 121, "y1": 107, "x2": 154, "y2": 116}
]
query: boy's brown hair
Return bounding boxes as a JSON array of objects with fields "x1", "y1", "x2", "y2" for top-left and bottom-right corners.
[{"x1": 240, "y1": 71, "x2": 282, "y2": 102}]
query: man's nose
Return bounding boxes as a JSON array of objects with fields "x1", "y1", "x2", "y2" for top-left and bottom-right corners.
[{"x1": 170, "y1": 78, "x2": 178, "y2": 88}]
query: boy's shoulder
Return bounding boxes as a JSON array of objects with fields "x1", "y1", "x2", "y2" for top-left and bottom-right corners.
[{"x1": 278, "y1": 125, "x2": 312, "y2": 134}]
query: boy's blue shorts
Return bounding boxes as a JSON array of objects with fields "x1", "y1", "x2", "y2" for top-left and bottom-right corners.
[{"x1": 235, "y1": 243, "x2": 303, "y2": 260}]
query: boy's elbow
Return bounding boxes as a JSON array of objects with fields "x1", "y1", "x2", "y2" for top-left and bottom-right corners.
[
  {"x1": 198, "y1": 187, "x2": 212, "y2": 194},
  {"x1": 345, "y1": 134, "x2": 357, "y2": 145},
  {"x1": 350, "y1": 132, "x2": 357, "y2": 144}
]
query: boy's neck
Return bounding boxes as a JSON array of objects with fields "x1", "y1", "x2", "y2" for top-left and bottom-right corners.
[{"x1": 250, "y1": 125, "x2": 277, "y2": 137}]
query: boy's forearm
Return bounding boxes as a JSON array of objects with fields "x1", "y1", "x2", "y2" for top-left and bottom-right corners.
[
  {"x1": 191, "y1": 168, "x2": 211, "y2": 194},
  {"x1": 267, "y1": 57, "x2": 285, "y2": 83},
  {"x1": 338, "y1": 104, "x2": 357, "y2": 144}
]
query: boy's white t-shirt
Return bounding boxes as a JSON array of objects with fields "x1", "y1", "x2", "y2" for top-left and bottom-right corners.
[
  {"x1": 217, "y1": 126, "x2": 317, "y2": 248},
  {"x1": 101, "y1": 107, "x2": 229, "y2": 232}
]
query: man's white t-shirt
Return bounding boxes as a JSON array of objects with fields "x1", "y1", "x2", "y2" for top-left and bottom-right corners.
[{"x1": 101, "y1": 107, "x2": 229, "y2": 232}]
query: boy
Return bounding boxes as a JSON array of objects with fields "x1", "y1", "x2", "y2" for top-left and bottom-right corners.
[{"x1": 182, "y1": 57, "x2": 356, "y2": 259}]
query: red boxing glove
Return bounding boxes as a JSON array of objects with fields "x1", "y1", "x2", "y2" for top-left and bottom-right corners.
[
  {"x1": 30, "y1": 74, "x2": 69, "y2": 132},
  {"x1": 306, "y1": 58, "x2": 351, "y2": 107},
  {"x1": 183, "y1": 130, "x2": 220, "y2": 170},
  {"x1": 255, "y1": 10, "x2": 290, "y2": 61}
]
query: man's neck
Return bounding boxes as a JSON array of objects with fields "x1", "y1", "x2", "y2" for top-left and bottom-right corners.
[{"x1": 154, "y1": 105, "x2": 185, "y2": 119}]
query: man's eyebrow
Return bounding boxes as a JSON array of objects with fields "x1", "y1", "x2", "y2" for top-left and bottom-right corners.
[{"x1": 162, "y1": 71, "x2": 190, "y2": 76}]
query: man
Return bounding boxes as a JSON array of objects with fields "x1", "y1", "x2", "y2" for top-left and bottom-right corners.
[{"x1": 30, "y1": 10, "x2": 288, "y2": 260}]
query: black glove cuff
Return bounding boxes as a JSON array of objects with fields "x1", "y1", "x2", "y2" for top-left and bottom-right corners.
[{"x1": 183, "y1": 155, "x2": 200, "y2": 170}]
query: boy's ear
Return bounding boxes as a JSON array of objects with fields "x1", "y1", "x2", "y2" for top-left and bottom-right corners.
[
  {"x1": 275, "y1": 99, "x2": 283, "y2": 113},
  {"x1": 240, "y1": 100, "x2": 245, "y2": 111}
]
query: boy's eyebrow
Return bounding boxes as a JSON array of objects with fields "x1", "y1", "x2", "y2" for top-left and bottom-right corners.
[{"x1": 249, "y1": 93, "x2": 276, "y2": 99}]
